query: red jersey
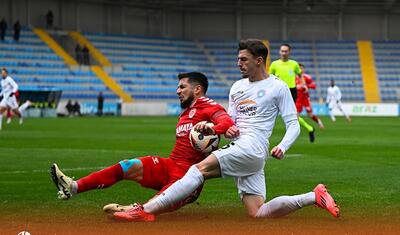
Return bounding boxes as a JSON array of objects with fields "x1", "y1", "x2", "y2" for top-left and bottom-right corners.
[
  {"x1": 296, "y1": 73, "x2": 316, "y2": 100},
  {"x1": 169, "y1": 96, "x2": 228, "y2": 169}
]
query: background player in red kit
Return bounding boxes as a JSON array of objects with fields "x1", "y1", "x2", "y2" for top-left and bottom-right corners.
[
  {"x1": 295, "y1": 64, "x2": 324, "y2": 129},
  {"x1": 5, "y1": 90, "x2": 31, "y2": 124},
  {"x1": 50, "y1": 72, "x2": 234, "y2": 218}
]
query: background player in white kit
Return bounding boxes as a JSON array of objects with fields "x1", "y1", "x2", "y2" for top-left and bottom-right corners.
[
  {"x1": 326, "y1": 80, "x2": 351, "y2": 122},
  {"x1": 114, "y1": 39, "x2": 340, "y2": 221},
  {"x1": 0, "y1": 67, "x2": 26, "y2": 130}
]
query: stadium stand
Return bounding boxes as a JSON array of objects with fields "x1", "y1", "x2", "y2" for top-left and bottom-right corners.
[
  {"x1": 0, "y1": 29, "x2": 118, "y2": 101},
  {"x1": 202, "y1": 40, "x2": 367, "y2": 103},
  {"x1": 373, "y1": 41, "x2": 400, "y2": 102},
  {"x1": 84, "y1": 32, "x2": 230, "y2": 100},
  {"x1": 2, "y1": 29, "x2": 398, "y2": 104},
  {"x1": 315, "y1": 41, "x2": 365, "y2": 102}
]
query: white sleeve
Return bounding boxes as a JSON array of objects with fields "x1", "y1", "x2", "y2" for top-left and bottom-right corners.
[
  {"x1": 276, "y1": 86, "x2": 300, "y2": 153},
  {"x1": 227, "y1": 86, "x2": 237, "y2": 123},
  {"x1": 8, "y1": 77, "x2": 18, "y2": 93},
  {"x1": 336, "y1": 87, "x2": 342, "y2": 101},
  {"x1": 326, "y1": 88, "x2": 330, "y2": 103}
]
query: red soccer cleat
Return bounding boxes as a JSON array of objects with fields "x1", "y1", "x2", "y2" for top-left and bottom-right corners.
[
  {"x1": 113, "y1": 203, "x2": 156, "y2": 222},
  {"x1": 314, "y1": 184, "x2": 340, "y2": 218}
]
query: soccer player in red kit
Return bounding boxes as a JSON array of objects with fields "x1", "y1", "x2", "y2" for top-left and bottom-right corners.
[
  {"x1": 295, "y1": 64, "x2": 324, "y2": 129},
  {"x1": 50, "y1": 72, "x2": 234, "y2": 220}
]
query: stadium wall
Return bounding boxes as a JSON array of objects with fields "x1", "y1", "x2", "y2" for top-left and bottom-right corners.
[
  {"x1": 3, "y1": 0, "x2": 400, "y2": 40},
  {"x1": 121, "y1": 102, "x2": 399, "y2": 117}
]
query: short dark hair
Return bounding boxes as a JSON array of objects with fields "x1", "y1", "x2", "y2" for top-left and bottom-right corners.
[
  {"x1": 299, "y1": 63, "x2": 304, "y2": 67},
  {"x1": 1, "y1": 67, "x2": 8, "y2": 73},
  {"x1": 280, "y1": 43, "x2": 292, "y2": 51},
  {"x1": 178, "y1": 72, "x2": 209, "y2": 93},
  {"x1": 238, "y1": 39, "x2": 268, "y2": 63}
]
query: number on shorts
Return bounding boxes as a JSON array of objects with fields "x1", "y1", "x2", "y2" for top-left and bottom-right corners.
[{"x1": 221, "y1": 142, "x2": 235, "y2": 149}]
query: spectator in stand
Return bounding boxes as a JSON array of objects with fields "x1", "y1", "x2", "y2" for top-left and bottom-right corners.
[
  {"x1": 75, "y1": 44, "x2": 83, "y2": 65},
  {"x1": 13, "y1": 21, "x2": 21, "y2": 42},
  {"x1": 0, "y1": 18, "x2": 7, "y2": 41},
  {"x1": 97, "y1": 92, "x2": 104, "y2": 116},
  {"x1": 66, "y1": 100, "x2": 73, "y2": 116},
  {"x1": 72, "y1": 101, "x2": 81, "y2": 116},
  {"x1": 82, "y1": 45, "x2": 90, "y2": 65},
  {"x1": 46, "y1": 10, "x2": 54, "y2": 29}
]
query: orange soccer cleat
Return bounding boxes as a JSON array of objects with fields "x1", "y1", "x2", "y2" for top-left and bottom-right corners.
[
  {"x1": 314, "y1": 184, "x2": 340, "y2": 218},
  {"x1": 113, "y1": 203, "x2": 156, "y2": 222}
]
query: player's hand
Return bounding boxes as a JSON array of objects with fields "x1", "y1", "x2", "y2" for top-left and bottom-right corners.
[
  {"x1": 270, "y1": 146, "x2": 284, "y2": 160},
  {"x1": 224, "y1": 125, "x2": 239, "y2": 139},
  {"x1": 302, "y1": 85, "x2": 308, "y2": 93},
  {"x1": 193, "y1": 123, "x2": 215, "y2": 135}
]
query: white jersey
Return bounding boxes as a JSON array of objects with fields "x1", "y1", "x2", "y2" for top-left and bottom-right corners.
[
  {"x1": 228, "y1": 75, "x2": 299, "y2": 154},
  {"x1": 0, "y1": 76, "x2": 18, "y2": 98},
  {"x1": 326, "y1": 85, "x2": 342, "y2": 103}
]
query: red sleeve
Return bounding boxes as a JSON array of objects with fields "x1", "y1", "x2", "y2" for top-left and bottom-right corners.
[
  {"x1": 210, "y1": 111, "x2": 235, "y2": 135},
  {"x1": 295, "y1": 76, "x2": 303, "y2": 89},
  {"x1": 305, "y1": 75, "x2": 316, "y2": 89}
]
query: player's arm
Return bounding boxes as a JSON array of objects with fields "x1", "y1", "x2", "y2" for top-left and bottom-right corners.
[
  {"x1": 271, "y1": 86, "x2": 300, "y2": 159},
  {"x1": 210, "y1": 110, "x2": 235, "y2": 135},
  {"x1": 294, "y1": 62, "x2": 306, "y2": 86},
  {"x1": 225, "y1": 87, "x2": 240, "y2": 138},
  {"x1": 306, "y1": 75, "x2": 316, "y2": 90},
  {"x1": 336, "y1": 87, "x2": 342, "y2": 101},
  {"x1": 326, "y1": 89, "x2": 330, "y2": 104},
  {"x1": 8, "y1": 77, "x2": 18, "y2": 96},
  {"x1": 193, "y1": 111, "x2": 235, "y2": 136}
]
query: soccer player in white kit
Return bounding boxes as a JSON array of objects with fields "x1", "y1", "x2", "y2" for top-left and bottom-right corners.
[
  {"x1": 0, "y1": 67, "x2": 24, "y2": 130},
  {"x1": 326, "y1": 80, "x2": 351, "y2": 122},
  {"x1": 114, "y1": 39, "x2": 340, "y2": 221}
]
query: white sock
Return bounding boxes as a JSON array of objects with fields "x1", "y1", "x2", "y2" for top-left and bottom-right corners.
[
  {"x1": 143, "y1": 165, "x2": 204, "y2": 214},
  {"x1": 329, "y1": 110, "x2": 336, "y2": 122},
  {"x1": 71, "y1": 181, "x2": 78, "y2": 195},
  {"x1": 256, "y1": 192, "x2": 315, "y2": 218},
  {"x1": 18, "y1": 101, "x2": 30, "y2": 113}
]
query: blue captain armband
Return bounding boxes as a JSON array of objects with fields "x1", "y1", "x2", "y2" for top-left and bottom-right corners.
[{"x1": 119, "y1": 159, "x2": 141, "y2": 173}]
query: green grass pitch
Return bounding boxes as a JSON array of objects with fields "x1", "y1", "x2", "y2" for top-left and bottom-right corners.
[{"x1": 0, "y1": 116, "x2": 399, "y2": 222}]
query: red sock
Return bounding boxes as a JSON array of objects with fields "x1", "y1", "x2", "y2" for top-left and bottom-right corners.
[
  {"x1": 311, "y1": 115, "x2": 319, "y2": 123},
  {"x1": 7, "y1": 109, "x2": 12, "y2": 118},
  {"x1": 77, "y1": 163, "x2": 124, "y2": 193}
]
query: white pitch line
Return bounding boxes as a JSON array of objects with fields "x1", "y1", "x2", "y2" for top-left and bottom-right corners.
[
  {"x1": 266, "y1": 153, "x2": 303, "y2": 160},
  {"x1": 0, "y1": 147, "x2": 134, "y2": 154},
  {"x1": 0, "y1": 166, "x2": 107, "y2": 175},
  {"x1": 1, "y1": 154, "x2": 304, "y2": 174}
]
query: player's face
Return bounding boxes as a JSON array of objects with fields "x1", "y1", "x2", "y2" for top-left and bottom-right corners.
[
  {"x1": 1, "y1": 70, "x2": 6, "y2": 78},
  {"x1": 237, "y1": 49, "x2": 259, "y2": 78},
  {"x1": 279, "y1": 46, "x2": 290, "y2": 60},
  {"x1": 177, "y1": 77, "x2": 195, "y2": 108},
  {"x1": 300, "y1": 65, "x2": 305, "y2": 74}
]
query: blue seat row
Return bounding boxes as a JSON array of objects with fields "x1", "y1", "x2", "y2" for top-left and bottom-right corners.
[{"x1": 89, "y1": 38, "x2": 196, "y2": 49}]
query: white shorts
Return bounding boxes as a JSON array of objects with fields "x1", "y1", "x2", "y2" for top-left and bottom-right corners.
[
  {"x1": 0, "y1": 95, "x2": 18, "y2": 109},
  {"x1": 213, "y1": 138, "x2": 266, "y2": 199},
  {"x1": 234, "y1": 169, "x2": 266, "y2": 200},
  {"x1": 328, "y1": 100, "x2": 342, "y2": 110}
]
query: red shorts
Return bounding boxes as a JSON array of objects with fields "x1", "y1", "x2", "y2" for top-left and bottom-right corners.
[
  {"x1": 296, "y1": 98, "x2": 312, "y2": 113},
  {"x1": 138, "y1": 156, "x2": 203, "y2": 211}
]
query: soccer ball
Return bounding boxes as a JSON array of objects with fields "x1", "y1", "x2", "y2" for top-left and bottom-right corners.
[
  {"x1": 18, "y1": 232, "x2": 31, "y2": 235},
  {"x1": 189, "y1": 121, "x2": 220, "y2": 153}
]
